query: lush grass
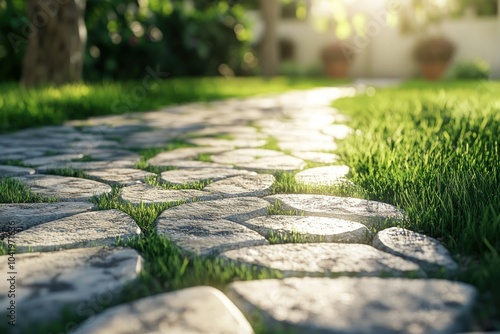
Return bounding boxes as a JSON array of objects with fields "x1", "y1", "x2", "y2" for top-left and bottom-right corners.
[
  {"x1": 0, "y1": 178, "x2": 58, "y2": 203},
  {"x1": 0, "y1": 77, "x2": 344, "y2": 133},
  {"x1": 333, "y1": 80, "x2": 500, "y2": 328}
]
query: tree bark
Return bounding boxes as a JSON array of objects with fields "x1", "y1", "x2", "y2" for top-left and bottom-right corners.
[
  {"x1": 259, "y1": 0, "x2": 280, "y2": 77},
  {"x1": 21, "y1": 0, "x2": 87, "y2": 87}
]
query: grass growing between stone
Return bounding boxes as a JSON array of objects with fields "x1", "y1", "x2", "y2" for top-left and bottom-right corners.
[
  {"x1": 0, "y1": 178, "x2": 58, "y2": 203},
  {"x1": 333, "y1": 80, "x2": 500, "y2": 328}
]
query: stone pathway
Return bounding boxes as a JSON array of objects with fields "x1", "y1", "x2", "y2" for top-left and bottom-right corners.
[{"x1": 0, "y1": 88, "x2": 476, "y2": 333}]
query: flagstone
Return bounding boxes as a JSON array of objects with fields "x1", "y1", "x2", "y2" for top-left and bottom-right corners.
[
  {"x1": 147, "y1": 147, "x2": 228, "y2": 165},
  {"x1": 373, "y1": 227, "x2": 458, "y2": 274},
  {"x1": 290, "y1": 151, "x2": 340, "y2": 163},
  {"x1": 0, "y1": 202, "x2": 95, "y2": 235},
  {"x1": 241, "y1": 215, "x2": 370, "y2": 243},
  {"x1": 14, "y1": 175, "x2": 112, "y2": 201},
  {"x1": 236, "y1": 156, "x2": 306, "y2": 172},
  {"x1": 84, "y1": 168, "x2": 156, "y2": 186},
  {"x1": 220, "y1": 243, "x2": 422, "y2": 277},
  {"x1": 210, "y1": 148, "x2": 284, "y2": 164},
  {"x1": 226, "y1": 277, "x2": 477, "y2": 334},
  {"x1": 265, "y1": 194, "x2": 405, "y2": 226},
  {"x1": 161, "y1": 168, "x2": 255, "y2": 185},
  {"x1": 120, "y1": 184, "x2": 213, "y2": 205},
  {"x1": 203, "y1": 174, "x2": 275, "y2": 197},
  {"x1": 8, "y1": 210, "x2": 141, "y2": 252},
  {"x1": 295, "y1": 165, "x2": 350, "y2": 186},
  {"x1": 71, "y1": 287, "x2": 254, "y2": 334},
  {"x1": 156, "y1": 197, "x2": 270, "y2": 224},
  {"x1": 0, "y1": 247, "x2": 143, "y2": 330},
  {"x1": 157, "y1": 218, "x2": 268, "y2": 255}
]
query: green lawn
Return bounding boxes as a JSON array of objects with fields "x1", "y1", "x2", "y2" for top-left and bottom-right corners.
[
  {"x1": 0, "y1": 77, "x2": 344, "y2": 133},
  {"x1": 333, "y1": 80, "x2": 500, "y2": 328}
]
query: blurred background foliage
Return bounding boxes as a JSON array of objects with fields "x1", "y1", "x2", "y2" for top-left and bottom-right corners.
[{"x1": 0, "y1": 0, "x2": 254, "y2": 82}]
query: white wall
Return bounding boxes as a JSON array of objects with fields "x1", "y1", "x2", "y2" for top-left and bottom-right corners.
[{"x1": 248, "y1": 9, "x2": 500, "y2": 78}]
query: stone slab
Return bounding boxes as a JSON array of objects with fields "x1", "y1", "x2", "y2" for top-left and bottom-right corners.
[
  {"x1": 147, "y1": 147, "x2": 228, "y2": 165},
  {"x1": 0, "y1": 202, "x2": 95, "y2": 235},
  {"x1": 120, "y1": 184, "x2": 213, "y2": 205},
  {"x1": 0, "y1": 165, "x2": 36, "y2": 177},
  {"x1": 84, "y1": 168, "x2": 156, "y2": 186},
  {"x1": 203, "y1": 174, "x2": 275, "y2": 197},
  {"x1": 156, "y1": 197, "x2": 270, "y2": 224},
  {"x1": 226, "y1": 277, "x2": 477, "y2": 334},
  {"x1": 36, "y1": 160, "x2": 136, "y2": 172},
  {"x1": 71, "y1": 286, "x2": 254, "y2": 334},
  {"x1": 161, "y1": 168, "x2": 255, "y2": 185},
  {"x1": 321, "y1": 124, "x2": 353, "y2": 139},
  {"x1": 156, "y1": 160, "x2": 231, "y2": 169},
  {"x1": 6, "y1": 210, "x2": 141, "y2": 252},
  {"x1": 373, "y1": 227, "x2": 458, "y2": 274},
  {"x1": 186, "y1": 137, "x2": 266, "y2": 148},
  {"x1": 277, "y1": 141, "x2": 338, "y2": 152},
  {"x1": 220, "y1": 243, "x2": 422, "y2": 277},
  {"x1": 295, "y1": 166, "x2": 350, "y2": 186},
  {"x1": 157, "y1": 218, "x2": 268, "y2": 255},
  {"x1": 266, "y1": 194, "x2": 405, "y2": 226},
  {"x1": 236, "y1": 156, "x2": 306, "y2": 172},
  {"x1": 291, "y1": 151, "x2": 340, "y2": 164},
  {"x1": 14, "y1": 175, "x2": 112, "y2": 201},
  {"x1": 0, "y1": 247, "x2": 143, "y2": 331},
  {"x1": 241, "y1": 215, "x2": 370, "y2": 243},
  {"x1": 210, "y1": 148, "x2": 284, "y2": 164}
]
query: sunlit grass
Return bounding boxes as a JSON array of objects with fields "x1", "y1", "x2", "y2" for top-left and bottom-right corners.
[
  {"x1": 0, "y1": 178, "x2": 58, "y2": 203},
  {"x1": 333, "y1": 80, "x2": 500, "y2": 327}
]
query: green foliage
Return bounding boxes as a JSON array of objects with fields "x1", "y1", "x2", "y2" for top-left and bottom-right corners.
[
  {"x1": 449, "y1": 59, "x2": 491, "y2": 79},
  {"x1": 333, "y1": 81, "x2": 500, "y2": 323}
]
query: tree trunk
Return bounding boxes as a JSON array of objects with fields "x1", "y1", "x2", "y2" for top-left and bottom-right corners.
[
  {"x1": 21, "y1": 0, "x2": 87, "y2": 87},
  {"x1": 259, "y1": 0, "x2": 280, "y2": 77}
]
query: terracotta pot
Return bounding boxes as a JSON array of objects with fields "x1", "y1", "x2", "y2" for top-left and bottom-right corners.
[
  {"x1": 324, "y1": 60, "x2": 350, "y2": 78},
  {"x1": 419, "y1": 61, "x2": 449, "y2": 80}
]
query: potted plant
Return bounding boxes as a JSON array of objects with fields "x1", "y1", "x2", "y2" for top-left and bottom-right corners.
[
  {"x1": 321, "y1": 42, "x2": 355, "y2": 78},
  {"x1": 413, "y1": 36, "x2": 456, "y2": 80}
]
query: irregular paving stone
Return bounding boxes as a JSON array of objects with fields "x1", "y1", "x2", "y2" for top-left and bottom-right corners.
[
  {"x1": 0, "y1": 202, "x2": 95, "y2": 235},
  {"x1": 0, "y1": 247, "x2": 143, "y2": 331},
  {"x1": 220, "y1": 243, "x2": 422, "y2": 277},
  {"x1": 157, "y1": 218, "x2": 268, "y2": 255},
  {"x1": 373, "y1": 227, "x2": 458, "y2": 273},
  {"x1": 277, "y1": 141, "x2": 337, "y2": 152},
  {"x1": 22, "y1": 153, "x2": 84, "y2": 166},
  {"x1": 295, "y1": 165, "x2": 350, "y2": 186},
  {"x1": 71, "y1": 286, "x2": 254, "y2": 334},
  {"x1": 80, "y1": 149, "x2": 140, "y2": 162},
  {"x1": 266, "y1": 194, "x2": 405, "y2": 227},
  {"x1": 161, "y1": 168, "x2": 255, "y2": 185},
  {"x1": 84, "y1": 168, "x2": 156, "y2": 186},
  {"x1": 241, "y1": 215, "x2": 370, "y2": 243},
  {"x1": 155, "y1": 160, "x2": 231, "y2": 169},
  {"x1": 210, "y1": 148, "x2": 284, "y2": 164},
  {"x1": 290, "y1": 151, "x2": 340, "y2": 164},
  {"x1": 186, "y1": 137, "x2": 266, "y2": 148},
  {"x1": 0, "y1": 165, "x2": 35, "y2": 177},
  {"x1": 36, "y1": 160, "x2": 136, "y2": 172},
  {"x1": 203, "y1": 174, "x2": 275, "y2": 197},
  {"x1": 147, "y1": 147, "x2": 228, "y2": 165},
  {"x1": 236, "y1": 156, "x2": 306, "y2": 172},
  {"x1": 14, "y1": 175, "x2": 112, "y2": 201},
  {"x1": 156, "y1": 197, "x2": 270, "y2": 224},
  {"x1": 226, "y1": 277, "x2": 477, "y2": 334},
  {"x1": 7, "y1": 210, "x2": 141, "y2": 252},
  {"x1": 120, "y1": 184, "x2": 214, "y2": 205},
  {"x1": 321, "y1": 124, "x2": 353, "y2": 139}
]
